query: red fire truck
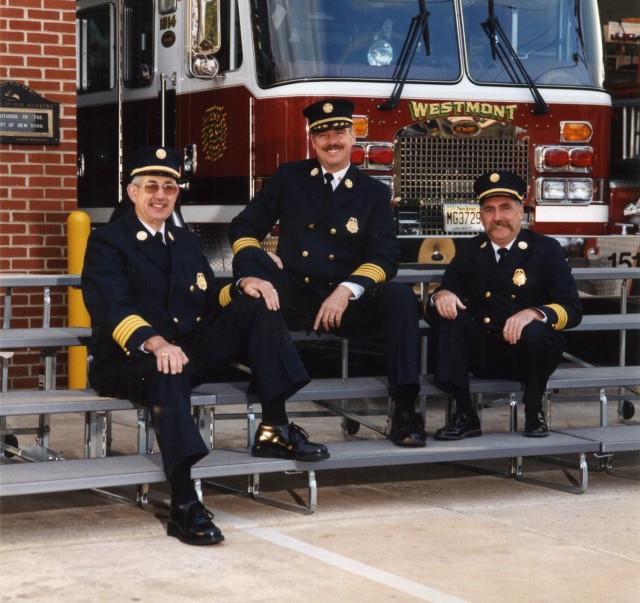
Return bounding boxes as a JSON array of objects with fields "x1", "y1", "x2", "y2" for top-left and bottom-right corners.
[{"x1": 75, "y1": 0, "x2": 638, "y2": 265}]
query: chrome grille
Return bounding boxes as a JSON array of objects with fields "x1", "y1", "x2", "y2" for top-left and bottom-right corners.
[{"x1": 397, "y1": 135, "x2": 529, "y2": 235}]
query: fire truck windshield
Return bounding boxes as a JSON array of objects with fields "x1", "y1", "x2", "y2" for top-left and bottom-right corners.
[{"x1": 250, "y1": 0, "x2": 603, "y2": 90}]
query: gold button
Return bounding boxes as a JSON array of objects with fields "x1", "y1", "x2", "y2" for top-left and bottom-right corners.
[
  {"x1": 330, "y1": 228, "x2": 337, "y2": 235},
  {"x1": 189, "y1": 285, "x2": 195, "y2": 292},
  {"x1": 196, "y1": 316, "x2": 202, "y2": 322},
  {"x1": 510, "y1": 294, "x2": 516, "y2": 300},
  {"x1": 173, "y1": 317, "x2": 179, "y2": 323},
  {"x1": 304, "y1": 277, "x2": 310, "y2": 283},
  {"x1": 485, "y1": 291, "x2": 491, "y2": 298},
  {"x1": 308, "y1": 223, "x2": 315, "y2": 229},
  {"x1": 329, "y1": 255, "x2": 335, "y2": 261},
  {"x1": 483, "y1": 317, "x2": 491, "y2": 324},
  {"x1": 302, "y1": 250, "x2": 309, "y2": 257}
]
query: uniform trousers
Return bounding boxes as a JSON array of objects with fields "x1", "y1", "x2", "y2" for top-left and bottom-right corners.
[
  {"x1": 89, "y1": 295, "x2": 309, "y2": 480},
  {"x1": 234, "y1": 252, "x2": 422, "y2": 406},
  {"x1": 427, "y1": 309, "x2": 566, "y2": 416}
]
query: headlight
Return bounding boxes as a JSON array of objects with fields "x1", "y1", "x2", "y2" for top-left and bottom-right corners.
[{"x1": 537, "y1": 178, "x2": 593, "y2": 204}]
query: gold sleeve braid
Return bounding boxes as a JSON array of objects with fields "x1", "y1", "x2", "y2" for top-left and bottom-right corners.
[
  {"x1": 351, "y1": 263, "x2": 387, "y2": 284},
  {"x1": 232, "y1": 237, "x2": 262, "y2": 255},
  {"x1": 543, "y1": 303, "x2": 569, "y2": 330},
  {"x1": 219, "y1": 284, "x2": 232, "y2": 307},
  {"x1": 113, "y1": 315, "x2": 151, "y2": 350}
]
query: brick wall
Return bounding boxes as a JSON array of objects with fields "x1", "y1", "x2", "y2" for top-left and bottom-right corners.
[{"x1": 0, "y1": 0, "x2": 77, "y2": 389}]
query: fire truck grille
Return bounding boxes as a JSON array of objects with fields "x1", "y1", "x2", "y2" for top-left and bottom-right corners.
[{"x1": 397, "y1": 136, "x2": 529, "y2": 235}]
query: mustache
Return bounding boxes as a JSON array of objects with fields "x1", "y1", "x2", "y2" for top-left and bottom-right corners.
[{"x1": 322, "y1": 144, "x2": 343, "y2": 151}]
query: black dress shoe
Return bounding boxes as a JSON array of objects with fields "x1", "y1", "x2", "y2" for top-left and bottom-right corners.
[
  {"x1": 167, "y1": 500, "x2": 224, "y2": 545},
  {"x1": 252, "y1": 422, "x2": 330, "y2": 461},
  {"x1": 389, "y1": 411, "x2": 427, "y2": 447},
  {"x1": 524, "y1": 411, "x2": 549, "y2": 437},
  {"x1": 434, "y1": 413, "x2": 482, "y2": 440}
]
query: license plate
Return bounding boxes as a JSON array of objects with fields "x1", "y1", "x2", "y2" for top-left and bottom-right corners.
[{"x1": 443, "y1": 204, "x2": 483, "y2": 233}]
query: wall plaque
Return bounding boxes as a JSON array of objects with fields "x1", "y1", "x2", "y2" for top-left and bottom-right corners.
[{"x1": 0, "y1": 81, "x2": 60, "y2": 145}]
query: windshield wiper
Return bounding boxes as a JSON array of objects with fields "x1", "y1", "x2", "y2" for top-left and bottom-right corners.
[
  {"x1": 482, "y1": 0, "x2": 548, "y2": 115},
  {"x1": 379, "y1": 0, "x2": 430, "y2": 111}
]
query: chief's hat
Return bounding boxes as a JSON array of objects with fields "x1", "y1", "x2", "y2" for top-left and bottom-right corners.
[
  {"x1": 473, "y1": 171, "x2": 526, "y2": 204},
  {"x1": 303, "y1": 99, "x2": 354, "y2": 133},
  {"x1": 126, "y1": 146, "x2": 181, "y2": 179}
]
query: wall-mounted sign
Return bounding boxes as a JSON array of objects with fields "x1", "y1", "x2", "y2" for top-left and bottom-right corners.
[{"x1": 0, "y1": 81, "x2": 60, "y2": 145}]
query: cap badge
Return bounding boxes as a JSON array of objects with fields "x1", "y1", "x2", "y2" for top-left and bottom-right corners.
[
  {"x1": 137, "y1": 231, "x2": 148, "y2": 241},
  {"x1": 518, "y1": 241, "x2": 528, "y2": 250},
  {"x1": 513, "y1": 269, "x2": 527, "y2": 287},
  {"x1": 490, "y1": 173, "x2": 500, "y2": 183},
  {"x1": 196, "y1": 272, "x2": 208, "y2": 291},
  {"x1": 344, "y1": 179, "x2": 353, "y2": 189},
  {"x1": 346, "y1": 217, "x2": 359, "y2": 233},
  {"x1": 323, "y1": 103, "x2": 334, "y2": 114},
  {"x1": 156, "y1": 149, "x2": 167, "y2": 160},
  {"x1": 480, "y1": 241, "x2": 488, "y2": 249},
  {"x1": 310, "y1": 167, "x2": 319, "y2": 177},
  {"x1": 168, "y1": 231, "x2": 175, "y2": 241}
]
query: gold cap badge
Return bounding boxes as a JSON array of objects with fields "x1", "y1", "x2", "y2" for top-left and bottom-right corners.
[
  {"x1": 513, "y1": 269, "x2": 527, "y2": 287},
  {"x1": 490, "y1": 173, "x2": 500, "y2": 183},
  {"x1": 323, "y1": 103, "x2": 334, "y2": 114},
  {"x1": 196, "y1": 273, "x2": 208, "y2": 291},
  {"x1": 156, "y1": 149, "x2": 167, "y2": 160},
  {"x1": 346, "y1": 217, "x2": 359, "y2": 233},
  {"x1": 137, "y1": 231, "x2": 148, "y2": 241}
]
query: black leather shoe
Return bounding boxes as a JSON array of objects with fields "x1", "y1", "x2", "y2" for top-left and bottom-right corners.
[
  {"x1": 524, "y1": 411, "x2": 549, "y2": 437},
  {"x1": 389, "y1": 411, "x2": 427, "y2": 447},
  {"x1": 167, "y1": 500, "x2": 224, "y2": 546},
  {"x1": 434, "y1": 413, "x2": 482, "y2": 440},
  {"x1": 252, "y1": 422, "x2": 330, "y2": 461}
]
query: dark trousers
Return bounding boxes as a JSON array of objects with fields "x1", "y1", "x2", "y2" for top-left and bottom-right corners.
[
  {"x1": 90, "y1": 296, "x2": 309, "y2": 480},
  {"x1": 427, "y1": 309, "x2": 566, "y2": 416},
  {"x1": 235, "y1": 253, "x2": 422, "y2": 404}
]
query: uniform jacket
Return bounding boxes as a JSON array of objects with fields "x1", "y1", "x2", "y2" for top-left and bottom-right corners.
[
  {"x1": 437, "y1": 229, "x2": 582, "y2": 333},
  {"x1": 82, "y1": 209, "x2": 235, "y2": 371},
  {"x1": 229, "y1": 159, "x2": 399, "y2": 297}
]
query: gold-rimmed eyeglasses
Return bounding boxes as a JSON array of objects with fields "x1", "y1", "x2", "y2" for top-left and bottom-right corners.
[{"x1": 133, "y1": 182, "x2": 180, "y2": 195}]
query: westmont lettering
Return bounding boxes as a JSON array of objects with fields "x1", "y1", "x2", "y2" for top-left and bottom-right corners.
[{"x1": 409, "y1": 101, "x2": 518, "y2": 122}]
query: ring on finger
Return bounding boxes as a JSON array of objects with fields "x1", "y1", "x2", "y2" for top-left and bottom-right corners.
[{"x1": 161, "y1": 353, "x2": 169, "y2": 358}]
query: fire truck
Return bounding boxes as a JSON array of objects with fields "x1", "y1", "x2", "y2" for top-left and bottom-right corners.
[{"x1": 75, "y1": 0, "x2": 639, "y2": 266}]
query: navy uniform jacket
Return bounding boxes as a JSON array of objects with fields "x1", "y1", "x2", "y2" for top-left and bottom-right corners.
[
  {"x1": 229, "y1": 159, "x2": 399, "y2": 297},
  {"x1": 82, "y1": 209, "x2": 236, "y2": 381},
  {"x1": 437, "y1": 229, "x2": 582, "y2": 334}
]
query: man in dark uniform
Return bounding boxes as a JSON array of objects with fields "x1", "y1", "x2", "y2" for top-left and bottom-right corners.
[
  {"x1": 229, "y1": 99, "x2": 425, "y2": 447},
  {"x1": 81, "y1": 147, "x2": 328, "y2": 546},
  {"x1": 425, "y1": 171, "x2": 582, "y2": 439}
]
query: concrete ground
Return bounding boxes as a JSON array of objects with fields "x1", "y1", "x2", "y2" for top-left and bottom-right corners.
[{"x1": 1, "y1": 393, "x2": 639, "y2": 603}]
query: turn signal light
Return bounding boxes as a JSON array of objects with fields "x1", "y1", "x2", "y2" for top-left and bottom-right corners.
[
  {"x1": 351, "y1": 144, "x2": 366, "y2": 165},
  {"x1": 536, "y1": 146, "x2": 594, "y2": 172},
  {"x1": 560, "y1": 121, "x2": 593, "y2": 142},
  {"x1": 352, "y1": 115, "x2": 369, "y2": 138}
]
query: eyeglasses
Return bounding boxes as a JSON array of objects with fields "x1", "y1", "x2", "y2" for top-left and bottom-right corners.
[{"x1": 134, "y1": 182, "x2": 180, "y2": 195}]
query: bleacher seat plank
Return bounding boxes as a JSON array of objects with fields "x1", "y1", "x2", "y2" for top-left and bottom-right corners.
[{"x1": 554, "y1": 425, "x2": 640, "y2": 453}]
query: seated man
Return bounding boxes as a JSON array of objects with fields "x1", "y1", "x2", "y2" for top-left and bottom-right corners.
[
  {"x1": 229, "y1": 98, "x2": 426, "y2": 447},
  {"x1": 82, "y1": 147, "x2": 328, "y2": 547},
  {"x1": 425, "y1": 171, "x2": 582, "y2": 439}
]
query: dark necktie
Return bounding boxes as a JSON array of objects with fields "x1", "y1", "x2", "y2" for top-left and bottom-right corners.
[
  {"x1": 497, "y1": 247, "x2": 508, "y2": 265},
  {"x1": 155, "y1": 231, "x2": 165, "y2": 245},
  {"x1": 324, "y1": 172, "x2": 334, "y2": 196}
]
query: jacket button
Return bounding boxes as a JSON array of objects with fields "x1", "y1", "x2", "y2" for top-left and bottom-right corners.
[
  {"x1": 304, "y1": 277, "x2": 310, "y2": 283},
  {"x1": 329, "y1": 255, "x2": 335, "y2": 261},
  {"x1": 510, "y1": 294, "x2": 516, "y2": 300},
  {"x1": 196, "y1": 316, "x2": 202, "y2": 322},
  {"x1": 308, "y1": 223, "x2": 315, "y2": 229},
  {"x1": 485, "y1": 291, "x2": 491, "y2": 298},
  {"x1": 483, "y1": 317, "x2": 491, "y2": 324},
  {"x1": 330, "y1": 228, "x2": 337, "y2": 235},
  {"x1": 302, "y1": 250, "x2": 309, "y2": 257},
  {"x1": 189, "y1": 285, "x2": 195, "y2": 292},
  {"x1": 173, "y1": 317, "x2": 179, "y2": 323}
]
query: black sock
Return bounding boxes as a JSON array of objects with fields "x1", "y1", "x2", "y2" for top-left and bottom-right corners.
[
  {"x1": 261, "y1": 395, "x2": 288, "y2": 425},
  {"x1": 169, "y1": 462, "x2": 198, "y2": 505}
]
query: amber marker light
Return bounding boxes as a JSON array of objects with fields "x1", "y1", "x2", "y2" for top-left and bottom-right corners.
[
  {"x1": 352, "y1": 115, "x2": 369, "y2": 138},
  {"x1": 560, "y1": 121, "x2": 593, "y2": 143}
]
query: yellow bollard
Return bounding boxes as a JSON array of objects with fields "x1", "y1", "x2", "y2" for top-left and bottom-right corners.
[{"x1": 67, "y1": 211, "x2": 91, "y2": 389}]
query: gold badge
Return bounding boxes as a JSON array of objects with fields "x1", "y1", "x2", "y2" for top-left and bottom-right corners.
[
  {"x1": 196, "y1": 273, "x2": 208, "y2": 291},
  {"x1": 490, "y1": 173, "x2": 500, "y2": 183},
  {"x1": 480, "y1": 241, "x2": 487, "y2": 249},
  {"x1": 518, "y1": 241, "x2": 528, "y2": 250},
  {"x1": 137, "y1": 231, "x2": 148, "y2": 241},
  {"x1": 156, "y1": 149, "x2": 167, "y2": 160},
  {"x1": 346, "y1": 217, "x2": 359, "y2": 233},
  {"x1": 344, "y1": 179, "x2": 353, "y2": 189},
  {"x1": 168, "y1": 231, "x2": 175, "y2": 241},
  {"x1": 310, "y1": 167, "x2": 319, "y2": 177},
  {"x1": 513, "y1": 269, "x2": 526, "y2": 287},
  {"x1": 323, "y1": 103, "x2": 334, "y2": 114}
]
